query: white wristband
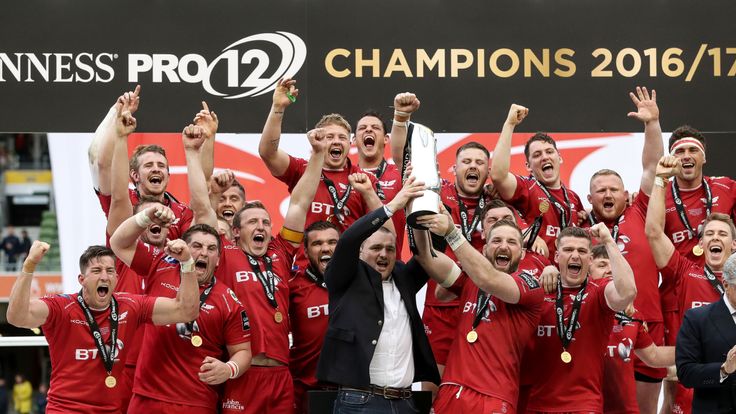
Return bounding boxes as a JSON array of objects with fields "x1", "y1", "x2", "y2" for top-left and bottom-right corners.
[
  {"x1": 392, "y1": 119, "x2": 408, "y2": 128},
  {"x1": 383, "y1": 205, "x2": 395, "y2": 218},
  {"x1": 445, "y1": 227, "x2": 466, "y2": 251},
  {"x1": 654, "y1": 176, "x2": 666, "y2": 188},
  {"x1": 227, "y1": 360, "x2": 239, "y2": 379},
  {"x1": 180, "y1": 257, "x2": 195, "y2": 273},
  {"x1": 394, "y1": 110, "x2": 411, "y2": 117},
  {"x1": 134, "y1": 210, "x2": 153, "y2": 228}
]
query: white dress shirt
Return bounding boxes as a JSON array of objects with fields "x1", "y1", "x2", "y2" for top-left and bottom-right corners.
[{"x1": 369, "y1": 278, "x2": 414, "y2": 388}]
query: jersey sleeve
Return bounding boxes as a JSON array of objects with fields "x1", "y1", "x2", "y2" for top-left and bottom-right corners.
[
  {"x1": 633, "y1": 320, "x2": 655, "y2": 350},
  {"x1": 40, "y1": 294, "x2": 68, "y2": 331},
  {"x1": 659, "y1": 249, "x2": 690, "y2": 284},
  {"x1": 446, "y1": 272, "x2": 468, "y2": 297},
  {"x1": 505, "y1": 175, "x2": 531, "y2": 214},
  {"x1": 275, "y1": 155, "x2": 308, "y2": 191},
  {"x1": 513, "y1": 272, "x2": 544, "y2": 307},
  {"x1": 224, "y1": 288, "x2": 251, "y2": 346},
  {"x1": 95, "y1": 190, "x2": 112, "y2": 218},
  {"x1": 125, "y1": 293, "x2": 156, "y2": 325},
  {"x1": 271, "y1": 233, "x2": 298, "y2": 265},
  {"x1": 130, "y1": 241, "x2": 164, "y2": 278}
]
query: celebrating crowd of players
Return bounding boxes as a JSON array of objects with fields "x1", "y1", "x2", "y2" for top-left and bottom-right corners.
[{"x1": 5, "y1": 81, "x2": 736, "y2": 414}]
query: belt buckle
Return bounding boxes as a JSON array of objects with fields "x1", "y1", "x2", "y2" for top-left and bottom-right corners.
[{"x1": 378, "y1": 386, "x2": 397, "y2": 400}]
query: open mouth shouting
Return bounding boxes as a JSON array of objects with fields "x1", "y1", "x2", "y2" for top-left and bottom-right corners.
[
  {"x1": 567, "y1": 262, "x2": 583, "y2": 277},
  {"x1": 149, "y1": 175, "x2": 164, "y2": 186},
  {"x1": 465, "y1": 171, "x2": 480, "y2": 186},
  {"x1": 221, "y1": 209, "x2": 235, "y2": 220},
  {"x1": 363, "y1": 135, "x2": 376, "y2": 150},
  {"x1": 375, "y1": 258, "x2": 389, "y2": 273},
  {"x1": 494, "y1": 252, "x2": 511, "y2": 269},
  {"x1": 541, "y1": 162, "x2": 554, "y2": 174},
  {"x1": 195, "y1": 258, "x2": 208, "y2": 273},
  {"x1": 149, "y1": 224, "x2": 162, "y2": 235},
  {"x1": 252, "y1": 233, "x2": 266, "y2": 249},
  {"x1": 707, "y1": 244, "x2": 724, "y2": 261},
  {"x1": 329, "y1": 146, "x2": 343, "y2": 161},
  {"x1": 96, "y1": 284, "x2": 110, "y2": 299},
  {"x1": 681, "y1": 161, "x2": 695, "y2": 174}
]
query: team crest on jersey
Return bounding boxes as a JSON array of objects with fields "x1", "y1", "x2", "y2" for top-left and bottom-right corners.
[
  {"x1": 339, "y1": 182, "x2": 349, "y2": 190},
  {"x1": 518, "y1": 271, "x2": 540, "y2": 290},
  {"x1": 228, "y1": 288, "x2": 242, "y2": 305},
  {"x1": 379, "y1": 179, "x2": 396, "y2": 188},
  {"x1": 119, "y1": 311, "x2": 128, "y2": 321},
  {"x1": 201, "y1": 303, "x2": 215, "y2": 311},
  {"x1": 701, "y1": 195, "x2": 719, "y2": 205},
  {"x1": 569, "y1": 292, "x2": 589, "y2": 302},
  {"x1": 617, "y1": 235, "x2": 631, "y2": 255}
]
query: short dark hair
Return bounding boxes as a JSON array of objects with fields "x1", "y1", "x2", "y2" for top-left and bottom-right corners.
[
  {"x1": 354, "y1": 110, "x2": 389, "y2": 134},
  {"x1": 556, "y1": 226, "x2": 591, "y2": 247},
  {"x1": 480, "y1": 199, "x2": 514, "y2": 224},
  {"x1": 591, "y1": 244, "x2": 609, "y2": 260},
  {"x1": 129, "y1": 144, "x2": 168, "y2": 172},
  {"x1": 133, "y1": 195, "x2": 163, "y2": 213},
  {"x1": 523, "y1": 132, "x2": 558, "y2": 161},
  {"x1": 182, "y1": 224, "x2": 221, "y2": 254},
  {"x1": 487, "y1": 218, "x2": 523, "y2": 244},
  {"x1": 668, "y1": 125, "x2": 706, "y2": 152},
  {"x1": 455, "y1": 141, "x2": 489, "y2": 159},
  {"x1": 304, "y1": 221, "x2": 340, "y2": 248},
  {"x1": 232, "y1": 201, "x2": 269, "y2": 230},
  {"x1": 79, "y1": 245, "x2": 115, "y2": 273},
  {"x1": 229, "y1": 180, "x2": 246, "y2": 199}
]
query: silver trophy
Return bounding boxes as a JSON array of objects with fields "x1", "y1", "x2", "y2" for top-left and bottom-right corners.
[{"x1": 406, "y1": 122, "x2": 440, "y2": 229}]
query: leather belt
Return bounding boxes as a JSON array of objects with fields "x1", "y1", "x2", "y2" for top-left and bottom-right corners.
[{"x1": 341, "y1": 385, "x2": 413, "y2": 400}]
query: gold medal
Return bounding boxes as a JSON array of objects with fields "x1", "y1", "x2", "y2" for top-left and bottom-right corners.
[
  {"x1": 692, "y1": 245, "x2": 704, "y2": 256},
  {"x1": 191, "y1": 335, "x2": 203, "y2": 347},
  {"x1": 539, "y1": 200, "x2": 550, "y2": 214},
  {"x1": 274, "y1": 311, "x2": 283, "y2": 323},
  {"x1": 30, "y1": 328, "x2": 40, "y2": 335},
  {"x1": 466, "y1": 330, "x2": 478, "y2": 343},
  {"x1": 560, "y1": 351, "x2": 572, "y2": 364},
  {"x1": 105, "y1": 375, "x2": 117, "y2": 388}
]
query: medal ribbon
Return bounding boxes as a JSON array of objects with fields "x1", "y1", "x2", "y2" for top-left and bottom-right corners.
[
  {"x1": 555, "y1": 277, "x2": 587, "y2": 351},
  {"x1": 322, "y1": 170, "x2": 352, "y2": 225},
  {"x1": 305, "y1": 267, "x2": 327, "y2": 289},
  {"x1": 533, "y1": 177, "x2": 572, "y2": 229},
  {"x1": 246, "y1": 253, "x2": 278, "y2": 308},
  {"x1": 588, "y1": 212, "x2": 623, "y2": 242},
  {"x1": 671, "y1": 178, "x2": 712, "y2": 237},
  {"x1": 373, "y1": 159, "x2": 388, "y2": 201},
  {"x1": 185, "y1": 278, "x2": 216, "y2": 334},
  {"x1": 76, "y1": 290, "x2": 118, "y2": 375},
  {"x1": 455, "y1": 186, "x2": 485, "y2": 242},
  {"x1": 471, "y1": 289, "x2": 493, "y2": 330},
  {"x1": 522, "y1": 216, "x2": 544, "y2": 250},
  {"x1": 614, "y1": 311, "x2": 644, "y2": 326},
  {"x1": 704, "y1": 265, "x2": 725, "y2": 296}
]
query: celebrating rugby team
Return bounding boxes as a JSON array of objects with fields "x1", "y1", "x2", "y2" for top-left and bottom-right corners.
[{"x1": 6, "y1": 80, "x2": 736, "y2": 414}]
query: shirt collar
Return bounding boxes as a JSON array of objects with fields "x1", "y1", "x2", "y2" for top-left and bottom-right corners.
[{"x1": 723, "y1": 295, "x2": 736, "y2": 316}]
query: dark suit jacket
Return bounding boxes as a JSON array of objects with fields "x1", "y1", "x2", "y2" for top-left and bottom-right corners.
[
  {"x1": 677, "y1": 298, "x2": 736, "y2": 414},
  {"x1": 316, "y1": 207, "x2": 440, "y2": 388}
]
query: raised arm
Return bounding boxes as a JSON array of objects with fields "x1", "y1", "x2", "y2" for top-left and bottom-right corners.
[
  {"x1": 89, "y1": 86, "x2": 140, "y2": 195},
  {"x1": 193, "y1": 101, "x2": 219, "y2": 182},
  {"x1": 491, "y1": 104, "x2": 528, "y2": 200},
  {"x1": 594, "y1": 223, "x2": 637, "y2": 311},
  {"x1": 183, "y1": 124, "x2": 217, "y2": 228},
  {"x1": 106, "y1": 96, "x2": 138, "y2": 236},
  {"x1": 627, "y1": 87, "x2": 664, "y2": 195},
  {"x1": 258, "y1": 78, "x2": 299, "y2": 177},
  {"x1": 150, "y1": 239, "x2": 200, "y2": 325},
  {"x1": 417, "y1": 205, "x2": 524, "y2": 304},
  {"x1": 7, "y1": 241, "x2": 51, "y2": 328},
  {"x1": 349, "y1": 172, "x2": 388, "y2": 228},
  {"x1": 412, "y1": 214, "x2": 462, "y2": 288},
  {"x1": 645, "y1": 156, "x2": 680, "y2": 268},
  {"x1": 281, "y1": 128, "x2": 327, "y2": 243},
  {"x1": 110, "y1": 205, "x2": 176, "y2": 266},
  {"x1": 389, "y1": 92, "x2": 421, "y2": 170}
]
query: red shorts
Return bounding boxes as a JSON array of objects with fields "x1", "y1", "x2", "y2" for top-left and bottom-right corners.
[
  {"x1": 222, "y1": 365, "x2": 293, "y2": 414},
  {"x1": 633, "y1": 320, "x2": 667, "y2": 379},
  {"x1": 423, "y1": 305, "x2": 461, "y2": 365},
  {"x1": 662, "y1": 310, "x2": 681, "y2": 346},
  {"x1": 128, "y1": 393, "x2": 216, "y2": 414},
  {"x1": 672, "y1": 382, "x2": 693, "y2": 414},
  {"x1": 433, "y1": 384, "x2": 514, "y2": 414}
]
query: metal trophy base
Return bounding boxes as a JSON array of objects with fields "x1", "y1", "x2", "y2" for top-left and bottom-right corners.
[{"x1": 406, "y1": 190, "x2": 440, "y2": 230}]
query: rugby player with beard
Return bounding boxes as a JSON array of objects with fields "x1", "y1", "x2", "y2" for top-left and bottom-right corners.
[
  {"x1": 218, "y1": 127, "x2": 329, "y2": 413},
  {"x1": 523, "y1": 224, "x2": 637, "y2": 413},
  {"x1": 8, "y1": 240, "x2": 200, "y2": 414},
  {"x1": 646, "y1": 155, "x2": 736, "y2": 414},
  {"x1": 411, "y1": 208, "x2": 544, "y2": 413},
  {"x1": 258, "y1": 79, "x2": 382, "y2": 270},
  {"x1": 582, "y1": 87, "x2": 667, "y2": 413},
  {"x1": 390, "y1": 92, "x2": 525, "y2": 385},
  {"x1": 111, "y1": 124, "x2": 253, "y2": 414},
  {"x1": 353, "y1": 110, "x2": 406, "y2": 254},
  {"x1": 288, "y1": 220, "x2": 340, "y2": 414},
  {"x1": 491, "y1": 104, "x2": 585, "y2": 260},
  {"x1": 88, "y1": 86, "x2": 218, "y2": 240}
]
